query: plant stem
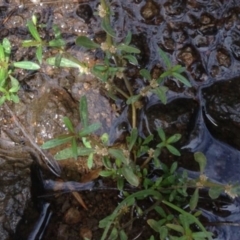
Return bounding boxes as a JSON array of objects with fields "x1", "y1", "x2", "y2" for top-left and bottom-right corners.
[{"x1": 114, "y1": 85, "x2": 130, "y2": 99}]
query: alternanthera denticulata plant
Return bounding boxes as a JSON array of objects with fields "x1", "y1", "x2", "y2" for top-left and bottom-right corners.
[{"x1": 17, "y1": 1, "x2": 240, "y2": 239}]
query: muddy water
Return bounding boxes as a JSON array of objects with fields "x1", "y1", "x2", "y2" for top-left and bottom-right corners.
[{"x1": 1, "y1": 0, "x2": 240, "y2": 239}]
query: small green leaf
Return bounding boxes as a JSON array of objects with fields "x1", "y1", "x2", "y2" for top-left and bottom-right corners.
[
  {"x1": 22, "y1": 40, "x2": 41, "y2": 47},
  {"x1": 172, "y1": 65, "x2": 185, "y2": 73},
  {"x1": 127, "y1": 128, "x2": 138, "y2": 151},
  {"x1": 76, "y1": 36, "x2": 100, "y2": 49},
  {"x1": 159, "y1": 226, "x2": 168, "y2": 240},
  {"x1": 172, "y1": 72, "x2": 191, "y2": 87},
  {"x1": 192, "y1": 231, "x2": 213, "y2": 239},
  {"x1": 80, "y1": 95, "x2": 88, "y2": 128},
  {"x1": 71, "y1": 138, "x2": 78, "y2": 160},
  {"x1": 123, "y1": 54, "x2": 138, "y2": 65},
  {"x1": 99, "y1": 170, "x2": 113, "y2": 177},
  {"x1": 54, "y1": 53, "x2": 63, "y2": 67},
  {"x1": 82, "y1": 137, "x2": 91, "y2": 148},
  {"x1": 117, "y1": 43, "x2": 140, "y2": 54},
  {"x1": 194, "y1": 152, "x2": 207, "y2": 174},
  {"x1": 49, "y1": 39, "x2": 65, "y2": 47},
  {"x1": 102, "y1": 156, "x2": 112, "y2": 169},
  {"x1": 122, "y1": 165, "x2": 139, "y2": 187},
  {"x1": 166, "y1": 224, "x2": 184, "y2": 234},
  {"x1": 9, "y1": 75, "x2": 20, "y2": 92},
  {"x1": 124, "y1": 31, "x2": 132, "y2": 45},
  {"x1": 32, "y1": 14, "x2": 38, "y2": 25},
  {"x1": 55, "y1": 147, "x2": 94, "y2": 160},
  {"x1": 108, "y1": 149, "x2": 128, "y2": 165},
  {"x1": 27, "y1": 19, "x2": 41, "y2": 41},
  {"x1": 142, "y1": 135, "x2": 153, "y2": 145},
  {"x1": 151, "y1": 86, "x2": 168, "y2": 104},
  {"x1": 158, "y1": 70, "x2": 172, "y2": 81},
  {"x1": 0, "y1": 44, "x2": 5, "y2": 62},
  {"x1": 170, "y1": 162, "x2": 178, "y2": 174},
  {"x1": 108, "y1": 227, "x2": 118, "y2": 240},
  {"x1": 147, "y1": 219, "x2": 161, "y2": 232},
  {"x1": 41, "y1": 136, "x2": 73, "y2": 149},
  {"x1": 167, "y1": 133, "x2": 181, "y2": 144},
  {"x1": 63, "y1": 116, "x2": 74, "y2": 132},
  {"x1": 119, "y1": 229, "x2": 128, "y2": 240},
  {"x1": 126, "y1": 94, "x2": 141, "y2": 104},
  {"x1": 10, "y1": 94, "x2": 19, "y2": 103},
  {"x1": 101, "y1": 133, "x2": 109, "y2": 145},
  {"x1": 117, "y1": 178, "x2": 124, "y2": 191},
  {"x1": 157, "y1": 128, "x2": 166, "y2": 141},
  {"x1": 79, "y1": 122, "x2": 101, "y2": 137},
  {"x1": 87, "y1": 153, "x2": 94, "y2": 169},
  {"x1": 101, "y1": 17, "x2": 116, "y2": 37},
  {"x1": 47, "y1": 57, "x2": 81, "y2": 68},
  {"x1": 3, "y1": 38, "x2": 11, "y2": 56},
  {"x1": 99, "y1": 215, "x2": 113, "y2": 229},
  {"x1": 154, "y1": 206, "x2": 166, "y2": 218},
  {"x1": 166, "y1": 145, "x2": 181, "y2": 156},
  {"x1": 140, "y1": 69, "x2": 151, "y2": 81},
  {"x1": 13, "y1": 61, "x2": 40, "y2": 70},
  {"x1": 36, "y1": 45, "x2": 43, "y2": 64},
  {"x1": 0, "y1": 96, "x2": 6, "y2": 105},
  {"x1": 209, "y1": 186, "x2": 223, "y2": 199},
  {"x1": 158, "y1": 48, "x2": 171, "y2": 69},
  {"x1": 190, "y1": 188, "x2": 199, "y2": 211},
  {"x1": 52, "y1": 25, "x2": 62, "y2": 39}
]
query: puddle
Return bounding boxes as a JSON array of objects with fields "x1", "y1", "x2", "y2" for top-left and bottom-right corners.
[{"x1": 1, "y1": 0, "x2": 240, "y2": 239}]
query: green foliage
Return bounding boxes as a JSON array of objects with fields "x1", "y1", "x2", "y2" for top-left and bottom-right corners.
[
  {"x1": 156, "y1": 128, "x2": 182, "y2": 157},
  {"x1": 14, "y1": 3, "x2": 240, "y2": 240},
  {"x1": 41, "y1": 96, "x2": 101, "y2": 167},
  {"x1": 0, "y1": 38, "x2": 39, "y2": 105},
  {"x1": 22, "y1": 16, "x2": 66, "y2": 64}
]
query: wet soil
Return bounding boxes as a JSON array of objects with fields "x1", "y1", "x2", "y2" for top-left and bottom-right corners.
[{"x1": 1, "y1": 0, "x2": 240, "y2": 239}]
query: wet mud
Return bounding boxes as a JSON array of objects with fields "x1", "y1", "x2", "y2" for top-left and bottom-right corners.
[{"x1": 1, "y1": 0, "x2": 240, "y2": 239}]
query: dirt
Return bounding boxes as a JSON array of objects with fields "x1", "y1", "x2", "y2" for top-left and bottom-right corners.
[{"x1": 1, "y1": 0, "x2": 240, "y2": 239}]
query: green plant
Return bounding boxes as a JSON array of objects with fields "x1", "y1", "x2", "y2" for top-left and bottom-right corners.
[
  {"x1": 41, "y1": 96, "x2": 101, "y2": 169},
  {"x1": 22, "y1": 15, "x2": 66, "y2": 64},
  {"x1": 0, "y1": 38, "x2": 40, "y2": 105},
  {"x1": 17, "y1": 2, "x2": 240, "y2": 240}
]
